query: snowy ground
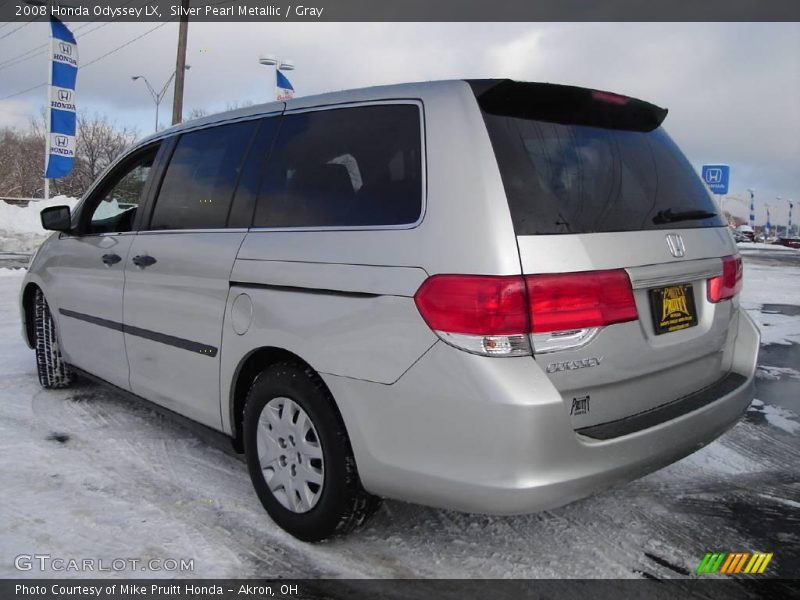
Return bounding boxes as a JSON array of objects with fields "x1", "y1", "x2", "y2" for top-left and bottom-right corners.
[{"x1": 0, "y1": 250, "x2": 798, "y2": 580}]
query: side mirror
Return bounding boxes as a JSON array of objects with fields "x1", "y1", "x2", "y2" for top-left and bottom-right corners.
[{"x1": 40, "y1": 205, "x2": 72, "y2": 232}]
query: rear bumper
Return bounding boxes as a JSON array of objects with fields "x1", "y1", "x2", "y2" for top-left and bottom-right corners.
[{"x1": 323, "y1": 308, "x2": 759, "y2": 514}]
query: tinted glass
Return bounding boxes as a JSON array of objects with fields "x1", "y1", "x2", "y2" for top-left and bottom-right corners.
[
  {"x1": 227, "y1": 116, "x2": 281, "y2": 228},
  {"x1": 253, "y1": 105, "x2": 422, "y2": 228},
  {"x1": 86, "y1": 149, "x2": 155, "y2": 234},
  {"x1": 149, "y1": 121, "x2": 256, "y2": 230},
  {"x1": 481, "y1": 114, "x2": 725, "y2": 235}
]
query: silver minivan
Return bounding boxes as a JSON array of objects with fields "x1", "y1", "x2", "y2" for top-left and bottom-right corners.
[{"x1": 21, "y1": 80, "x2": 759, "y2": 541}]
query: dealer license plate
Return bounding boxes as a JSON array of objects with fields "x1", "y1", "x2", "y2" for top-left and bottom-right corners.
[{"x1": 649, "y1": 283, "x2": 698, "y2": 335}]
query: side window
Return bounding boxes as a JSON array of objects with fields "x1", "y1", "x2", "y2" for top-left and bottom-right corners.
[
  {"x1": 148, "y1": 121, "x2": 257, "y2": 230},
  {"x1": 253, "y1": 104, "x2": 422, "y2": 228},
  {"x1": 84, "y1": 148, "x2": 156, "y2": 235},
  {"x1": 226, "y1": 116, "x2": 281, "y2": 228}
]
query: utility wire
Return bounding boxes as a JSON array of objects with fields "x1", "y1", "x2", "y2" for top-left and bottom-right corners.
[
  {"x1": 0, "y1": 20, "x2": 174, "y2": 100},
  {"x1": 0, "y1": 22, "x2": 112, "y2": 71},
  {"x1": 0, "y1": 0, "x2": 144, "y2": 70},
  {"x1": 81, "y1": 20, "x2": 173, "y2": 69},
  {"x1": 0, "y1": 81, "x2": 47, "y2": 99},
  {"x1": 0, "y1": 21, "x2": 30, "y2": 41}
]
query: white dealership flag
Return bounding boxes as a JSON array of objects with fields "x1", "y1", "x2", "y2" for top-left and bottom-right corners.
[{"x1": 45, "y1": 17, "x2": 78, "y2": 179}]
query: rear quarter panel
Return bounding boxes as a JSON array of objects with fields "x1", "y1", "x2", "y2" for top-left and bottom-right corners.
[{"x1": 219, "y1": 82, "x2": 524, "y2": 434}]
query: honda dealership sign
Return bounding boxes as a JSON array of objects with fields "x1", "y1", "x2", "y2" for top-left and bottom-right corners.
[{"x1": 46, "y1": 17, "x2": 78, "y2": 179}]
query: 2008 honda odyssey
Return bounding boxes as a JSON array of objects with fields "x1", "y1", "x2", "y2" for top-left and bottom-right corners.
[{"x1": 21, "y1": 79, "x2": 759, "y2": 541}]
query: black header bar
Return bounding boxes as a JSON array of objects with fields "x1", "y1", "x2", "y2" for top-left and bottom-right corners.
[{"x1": 3, "y1": 0, "x2": 799, "y2": 23}]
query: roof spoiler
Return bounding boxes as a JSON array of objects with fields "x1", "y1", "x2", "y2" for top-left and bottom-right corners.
[{"x1": 467, "y1": 79, "x2": 668, "y2": 132}]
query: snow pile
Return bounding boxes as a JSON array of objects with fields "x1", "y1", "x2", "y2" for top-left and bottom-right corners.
[
  {"x1": 749, "y1": 399, "x2": 800, "y2": 434},
  {"x1": 756, "y1": 365, "x2": 800, "y2": 381},
  {"x1": 0, "y1": 196, "x2": 79, "y2": 253},
  {"x1": 737, "y1": 241, "x2": 800, "y2": 252}
]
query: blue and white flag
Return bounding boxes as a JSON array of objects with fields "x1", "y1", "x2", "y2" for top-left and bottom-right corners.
[
  {"x1": 45, "y1": 17, "x2": 78, "y2": 179},
  {"x1": 765, "y1": 207, "x2": 771, "y2": 238},
  {"x1": 276, "y1": 69, "x2": 294, "y2": 101}
]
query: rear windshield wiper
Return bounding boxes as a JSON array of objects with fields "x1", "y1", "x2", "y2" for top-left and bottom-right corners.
[{"x1": 653, "y1": 208, "x2": 717, "y2": 225}]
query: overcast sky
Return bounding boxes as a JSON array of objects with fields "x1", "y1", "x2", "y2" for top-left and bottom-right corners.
[{"x1": 1, "y1": 21, "x2": 798, "y2": 225}]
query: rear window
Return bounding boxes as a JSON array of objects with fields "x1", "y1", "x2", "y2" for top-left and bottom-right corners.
[{"x1": 472, "y1": 81, "x2": 725, "y2": 235}]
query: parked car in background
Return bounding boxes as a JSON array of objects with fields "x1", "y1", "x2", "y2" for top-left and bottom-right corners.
[
  {"x1": 777, "y1": 236, "x2": 800, "y2": 249},
  {"x1": 731, "y1": 229, "x2": 750, "y2": 243},
  {"x1": 20, "y1": 79, "x2": 759, "y2": 541},
  {"x1": 735, "y1": 225, "x2": 755, "y2": 242}
]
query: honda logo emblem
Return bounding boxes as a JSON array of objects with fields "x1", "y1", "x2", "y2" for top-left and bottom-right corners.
[
  {"x1": 55, "y1": 135, "x2": 68, "y2": 148},
  {"x1": 666, "y1": 233, "x2": 686, "y2": 258},
  {"x1": 59, "y1": 42, "x2": 72, "y2": 56},
  {"x1": 58, "y1": 89, "x2": 72, "y2": 102}
]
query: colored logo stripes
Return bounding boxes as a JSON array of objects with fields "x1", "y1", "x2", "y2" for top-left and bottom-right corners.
[{"x1": 696, "y1": 552, "x2": 773, "y2": 574}]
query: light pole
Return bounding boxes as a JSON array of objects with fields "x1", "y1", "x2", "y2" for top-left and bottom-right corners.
[
  {"x1": 776, "y1": 196, "x2": 795, "y2": 238},
  {"x1": 132, "y1": 65, "x2": 191, "y2": 132},
  {"x1": 747, "y1": 188, "x2": 755, "y2": 229},
  {"x1": 258, "y1": 55, "x2": 295, "y2": 101},
  {"x1": 775, "y1": 196, "x2": 782, "y2": 238}
]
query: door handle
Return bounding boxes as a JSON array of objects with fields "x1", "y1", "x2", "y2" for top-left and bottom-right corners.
[
  {"x1": 101, "y1": 253, "x2": 121, "y2": 265},
  {"x1": 131, "y1": 255, "x2": 157, "y2": 268}
]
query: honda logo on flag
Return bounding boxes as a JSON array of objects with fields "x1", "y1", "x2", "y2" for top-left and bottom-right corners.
[{"x1": 46, "y1": 17, "x2": 78, "y2": 181}]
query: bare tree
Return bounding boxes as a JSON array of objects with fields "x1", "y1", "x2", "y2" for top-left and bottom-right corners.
[
  {"x1": 224, "y1": 100, "x2": 254, "y2": 111},
  {"x1": 0, "y1": 127, "x2": 46, "y2": 198},
  {"x1": 70, "y1": 113, "x2": 138, "y2": 193},
  {"x1": 186, "y1": 107, "x2": 209, "y2": 120},
  {"x1": 0, "y1": 112, "x2": 137, "y2": 199}
]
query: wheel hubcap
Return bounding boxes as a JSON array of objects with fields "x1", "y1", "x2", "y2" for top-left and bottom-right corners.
[{"x1": 256, "y1": 397, "x2": 324, "y2": 513}]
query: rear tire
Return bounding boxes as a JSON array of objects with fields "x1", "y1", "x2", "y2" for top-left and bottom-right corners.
[
  {"x1": 243, "y1": 361, "x2": 380, "y2": 541},
  {"x1": 33, "y1": 288, "x2": 74, "y2": 389}
]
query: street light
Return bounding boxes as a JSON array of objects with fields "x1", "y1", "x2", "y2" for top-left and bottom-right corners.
[
  {"x1": 259, "y1": 54, "x2": 295, "y2": 101},
  {"x1": 774, "y1": 196, "x2": 795, "y2": 238},
  {"x1": 132, "y1": 65, "x2": 191, "y2": 132}
]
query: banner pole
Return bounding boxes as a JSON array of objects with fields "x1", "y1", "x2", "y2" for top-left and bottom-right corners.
[{"x1": 44, "y1": 2, "x2": 51, "y2": 200}]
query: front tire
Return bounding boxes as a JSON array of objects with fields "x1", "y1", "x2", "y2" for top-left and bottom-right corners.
[
  {"x1": 243, "y1": 361, "x2": 380, "y2": 541},
  {"x1": 33, "y1": 288, "x2": 74, "y2": 389}
]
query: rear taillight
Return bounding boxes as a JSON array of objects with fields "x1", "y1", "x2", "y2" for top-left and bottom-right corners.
[
  {"x1": 525, "y1": 270, "x2": 638, "y2": 333},
  {"x1": 413, "y1": 275, "x2": 531, "y2": 356},
  {"x1": 414, "y1": 270, "x2": 638, "y2": 356},
  {"x1": 707, "y1": 255, "x2": 742, "y2": 303},
  {"x1": 413, "y1": 275, "x2": 529, "y2": 335}
]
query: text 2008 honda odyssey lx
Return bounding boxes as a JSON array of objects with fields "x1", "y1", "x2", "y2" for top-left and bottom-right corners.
[{"x1": 21, "y1": 80, "x2": 759, "y2": 541}]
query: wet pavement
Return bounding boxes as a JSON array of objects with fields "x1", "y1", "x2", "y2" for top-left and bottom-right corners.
[{"x1": 738, "y1": 246, "x2": 800, "y2": 267}]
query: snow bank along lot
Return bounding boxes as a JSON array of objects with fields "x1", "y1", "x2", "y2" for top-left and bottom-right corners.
[
  {"x1": 0, "y1": 249, "x2": 798, "y2": 580},
  {"x1": 0, "y1": 197, "x2": 78, "y2": 254}
]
